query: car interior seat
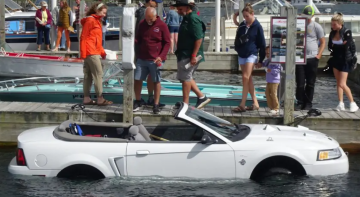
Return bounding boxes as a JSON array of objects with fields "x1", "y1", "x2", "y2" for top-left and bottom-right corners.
[
  {"x1": 128, "y1": 125, "x2": 146, "y2": 141},
  {"x1": 133, "y1": 116, "x2": 152, "y2": 141}
]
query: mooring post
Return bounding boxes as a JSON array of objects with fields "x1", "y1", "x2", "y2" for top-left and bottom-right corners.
[
  {"x1": 283, "y1": 7, "x2": 297, "y2": 125},
  {"x1": 78, "y1": 0, "x2": 85, "y2": 57},
  {"x1": 0, "y1": 0, "x2": 5, "y2": 45},
  {"x1": 278, "y1": 6, "x2": 287, "y2": 109},
  {"x1": 121, "y1": 4, "x2": 137, "y2": 124}
]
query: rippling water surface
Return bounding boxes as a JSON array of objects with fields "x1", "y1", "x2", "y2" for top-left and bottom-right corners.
[{"x1": 1, "y1": 148, "x2": 360, "y2": 197}]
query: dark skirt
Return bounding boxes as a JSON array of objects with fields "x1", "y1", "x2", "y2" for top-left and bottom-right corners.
[{"x1": 327, "y1": 57, "x2": 352, "y2": 72}]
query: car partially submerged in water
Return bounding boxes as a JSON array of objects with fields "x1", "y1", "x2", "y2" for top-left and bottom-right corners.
[{"x1": 8, "y1": 102, "x2": 349, "y2": 180}]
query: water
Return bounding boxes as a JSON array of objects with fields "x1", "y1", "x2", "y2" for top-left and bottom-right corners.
[{"x1": 1, "y1": 147, "x2": 360, "y2": 196}]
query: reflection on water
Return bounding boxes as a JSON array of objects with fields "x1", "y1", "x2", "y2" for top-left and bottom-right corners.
[{"x1": 1, "y1": 148, "x2": 360, "y2": 196}]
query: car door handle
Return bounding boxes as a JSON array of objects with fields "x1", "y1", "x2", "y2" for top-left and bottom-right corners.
[{"x1": 136, "y1": 150, "x2": 150, "y2": 155}]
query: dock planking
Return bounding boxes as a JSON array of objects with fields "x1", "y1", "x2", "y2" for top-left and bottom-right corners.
[{"x1": 0, "y1": 101, "x2": 360, "y2": 150}]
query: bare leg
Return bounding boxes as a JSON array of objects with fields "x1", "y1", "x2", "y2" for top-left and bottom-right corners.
[
  {"x1": 134, "y1": 80, "x2": 143, "y2": 101},
  {"x1": 333, "y1": 68, "x2": 343, "y2": 102},
  {"x1": 336, "y1": 69, "x2": 354, "y2": 102},
  {"x1": 239, "y1": 62, "x2": 255, "y2": 107},
  {"x1": 182, "y1": 81, "x2": 192, "y2": 104},
  {"x1": 147, "y1": 75, "x2": 154, "y2": 100},
  {"x1": 190, "y1": 79, "x2": 203, "y2": 98},
  {"x1": 169, "y1": 32, "x2": 174, "y2": 53},
  {"x1": 154, "y1": 82, "x2": 161, "y2": 105},
  {"x1": 248, "y1": 75, "x2": 259, "y2": 107},
  {"x1": 174, "y1": 33, "x2": 178, "y2": 52}
]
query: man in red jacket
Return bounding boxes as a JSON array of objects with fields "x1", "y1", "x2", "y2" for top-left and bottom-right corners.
[{"x1": 134, "y1": 7, "x2": 170, "y2": 114}]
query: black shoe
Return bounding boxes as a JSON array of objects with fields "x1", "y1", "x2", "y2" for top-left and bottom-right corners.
[
  {"x1": 133, "y1": 100, "x2": 142, "y2": 112},
  {"x1": 303, "y1": 104, "x2": 312, "y2": 110},
  {"x1": 140, "y1": 98, "x2": 147, "y2": 105},
  {"x1": 147, "y1": 97, "x2": 165, "y2": 108},
  {"x1": 294, "y1": 104, "x2": 304, "y2": 111},
  {"x1": 195, "y1": 96, "x2": 211, "y2": 109},
  {"x1": 153, "y1": 104, "x2": 160, "y2": 114}
]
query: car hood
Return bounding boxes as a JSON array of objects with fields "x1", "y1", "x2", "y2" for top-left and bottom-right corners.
[
  {"x1": 233, "y1": 124, "x2": 339, "y2": 149},
  {"x1": 18, "y1": 126, "x2": 58, "y2": 143}
]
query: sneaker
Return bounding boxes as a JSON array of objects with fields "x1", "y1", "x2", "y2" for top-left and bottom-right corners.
[
  {"x1": 350, "y1": 102, "x2": 359, "y2": 113},
  {"x1": 294, "y1": 103, "x2": 305, "y2": 111},
  {"x1": 269, "y1": 109, "x2": 279, "y2": 115},
  {"x1": 195, "y1": 96, "x2": 211, "y2": 109},
  {"x1": 153, "y1": 104, "x2": 160, "y2": 114},
  {"x1": 336, "y1": 102, "x2": 345, "y2": 112},
  {"x1": 133, "y1": 100, "x2": 142, "y2": 112},
  {"x1": 147, "y1": 97, "x2": 165, "y2": 108},
  {"x1": 173, "y1": 102, "x2": 181, "y2": 109}
]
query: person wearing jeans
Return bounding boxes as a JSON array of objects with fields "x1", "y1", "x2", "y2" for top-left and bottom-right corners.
[
  {"x1": 295, "y1": 5, "x2": 325, "y2": 111},
  {"x1": 35, "y1": 1, "x2": 52, "y2": 51}
]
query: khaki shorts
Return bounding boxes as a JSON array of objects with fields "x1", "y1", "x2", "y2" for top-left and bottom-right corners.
[{"x1": 176, "y1": 58, "x2": 199, "y2": 82}]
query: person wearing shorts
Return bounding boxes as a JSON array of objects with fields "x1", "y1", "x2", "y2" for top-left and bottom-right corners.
[
  {"x1": 165, "y1": 4, "x2": 182, "y2": 54},
  {"x1": 134, "y1": 7, "x2": 170, "y2": 114},
  {"x1": 232, "y1": 3, "x2": 266, "y2": 112},
  {"x1": 172, "y1": 0, "x2": 211, "y2": 109}
]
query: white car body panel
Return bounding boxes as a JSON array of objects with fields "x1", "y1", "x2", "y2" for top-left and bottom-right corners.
[
  {"x1": 8, "y1": 103, "x2": 349, "y2": 179},
  {"x1": 126, "y1": 142, "x2": 235, "y2": 179}
]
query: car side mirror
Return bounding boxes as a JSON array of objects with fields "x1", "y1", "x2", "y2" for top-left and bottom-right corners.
[
  {"x1": 307, "y1": 108, "x2": 322, "y2": 117},
  {"x1": 201, "y1": 134, "x2": 217, "y2": 145}
]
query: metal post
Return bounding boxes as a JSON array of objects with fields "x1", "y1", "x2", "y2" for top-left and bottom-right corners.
[
  {"x1": 283, "y1": 7, "x2": 297, "y2": 125},
  {"x1": 215, "y1": 0, "x2": 221, "y2": 52},
  {"x1": 78, "y1": 0, "x2": 85, "y2": 57},
  {"x1": 0, "y1": 0, "x2": 5, "y2": 45},
  {"x1": 221, "y1": 17, "x2": 226, "y2": 52},
  {"x1": 126, "y1": 0, "x2": 131, "y2": 4},
  {"x1": 157, "y1": 3, "x2": 164, "y2": 21}
]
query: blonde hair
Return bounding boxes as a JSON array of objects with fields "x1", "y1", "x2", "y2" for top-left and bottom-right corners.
[
  {"x1": 331, "y1": 13, "x2": 344, "y2": 25},
  {"x1": 242, "y1": 3, "x2": 254, "y2": 14}
]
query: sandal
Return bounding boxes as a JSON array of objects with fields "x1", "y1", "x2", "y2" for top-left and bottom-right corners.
[
  {"x1": 232, "y1": 106, "x2": 246, "y2": 112},
  {"x1": 97, "y1": 99, "x2": 113, "y2": 106},
  {"x1": 83, "y1": 100, "x2": 97, "y2": 105},
  {"x1": 245, "y1": 105, "x2": 260, "y2": 111}
]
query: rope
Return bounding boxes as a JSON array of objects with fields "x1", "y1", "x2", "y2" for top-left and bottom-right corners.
[{"x1": 70, "y1": 104, "x2": 101, "y2": 122}]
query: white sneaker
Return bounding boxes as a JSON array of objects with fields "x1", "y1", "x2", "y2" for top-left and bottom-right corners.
[
  {"x1": 336, "y1": 102, "x2": 345, "y2": 112},
  {"x1": 269, "y1": 109, "x2": 279, "y2": 115},
  {"x1": 350, "y1": 102, "x2": 359, "y2": 113}
]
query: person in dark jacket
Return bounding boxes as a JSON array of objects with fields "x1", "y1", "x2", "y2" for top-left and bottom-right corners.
[
  {"x1": 134, "y1": 7, "x2": 170, "y2": 114},
  {"x1": 35, "y1": 1, "x2": 52, "y2": 51},
  {"x1": 232, "y1": 3, "x2": 266, "y2": 112},
  {"x1": 134, "y1": 0, "x2": 164, "y2": 108},
  {"x1": 328, "y1": 13, "x2": 359, "y2": 112}
]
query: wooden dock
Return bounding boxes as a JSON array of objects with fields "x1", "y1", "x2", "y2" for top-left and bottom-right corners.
[{"x1": 0, "y1": 101, "x2": 359, "y2": 153}]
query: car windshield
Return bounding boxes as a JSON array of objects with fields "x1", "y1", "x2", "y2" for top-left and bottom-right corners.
[{"x1": 184, "y1": 106, "x2": 250, "y2": 141}]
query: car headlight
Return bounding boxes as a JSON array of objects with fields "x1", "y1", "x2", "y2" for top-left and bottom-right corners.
[{"x1": 317, "y1": 148, "x2": 342, "y2": 161}]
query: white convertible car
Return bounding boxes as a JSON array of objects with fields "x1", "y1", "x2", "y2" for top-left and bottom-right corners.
[{"x1": 8, "y1": 102, "x2": 349, "y2": 180}]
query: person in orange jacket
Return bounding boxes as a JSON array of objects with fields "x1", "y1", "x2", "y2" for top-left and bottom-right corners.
[{"x1": 80, "y1": 2, "x2": 113, "y2": 106}]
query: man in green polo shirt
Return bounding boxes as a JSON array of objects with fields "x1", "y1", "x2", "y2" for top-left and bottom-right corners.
[{"x1": 172, "y1": 0, "x2": 211, "y2": 109}]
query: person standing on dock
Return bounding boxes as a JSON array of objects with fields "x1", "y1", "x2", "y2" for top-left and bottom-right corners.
[
  {"x1": 73, "y1": 0, "x2": 88, "y2": 39},
  {"x1": 295, "y1": 5, "x2": 326, "y2": 111},
  {"x1": 51, "y1": 0, "x2": 74, "y2": 53},
  {"x1": 165, "y1": 3, "x2": 182, "y2": 54},
  {"x1": 80, "y1": 3, "x2": 113, "y2": 106},
  {"x1": 35, "y1": 1, "x2": 52, "y2": 51},
  {"x1": 232, "y1": 3, "x2": 266, "y2": 112},
  {"x1": 327, "y1": 13, "x2": 359, "y2": 112},
  {"x1": 51, "y1": 3, "x2": 66, "y2": 51},
  {"x1": 133, "y1": 7, "x2": 170, "y2": 114},
  {"x1": 172, "y1": 0, "x2": 211, "y2": 109},
  {"x1": 135, "y1": 0, "x2": 165, "y2": 108}
]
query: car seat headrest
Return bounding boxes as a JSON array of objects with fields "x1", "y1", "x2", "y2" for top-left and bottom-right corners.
[
  {"x1": 134, "y1": 116, "x2": 142, "y2": 125},
  {"x1": 129, "y1": 125, "x2": 139, "y2": 136}
]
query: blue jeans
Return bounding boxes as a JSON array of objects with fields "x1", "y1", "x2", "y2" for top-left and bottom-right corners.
[
  {"x1": 102, "y1": 31, "x2": 106, "y2": 48},
  {"x1": 37, "y1": 26, "x2": 50, "y2": 45}
]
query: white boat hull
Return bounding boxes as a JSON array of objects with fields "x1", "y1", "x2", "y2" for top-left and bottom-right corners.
[{"x1": 0, "y1": 56, "x2": 84, "y2": 78}]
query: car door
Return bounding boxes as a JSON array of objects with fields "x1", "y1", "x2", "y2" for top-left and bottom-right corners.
[{"x1": 126, "y1": 136, "x2": 235, "y2": 179}]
